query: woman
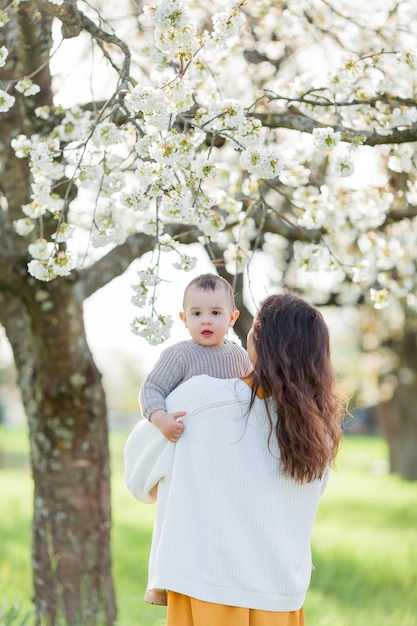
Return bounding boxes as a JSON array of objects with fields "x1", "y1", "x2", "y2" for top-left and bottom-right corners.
[{"x1": 125, "y1": 292, "x2": 344, "y2": 626}]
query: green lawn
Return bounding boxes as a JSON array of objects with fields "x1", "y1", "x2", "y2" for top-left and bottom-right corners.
[{"x1": 1, "y1": 427, "x2": 416, "y2": 626}]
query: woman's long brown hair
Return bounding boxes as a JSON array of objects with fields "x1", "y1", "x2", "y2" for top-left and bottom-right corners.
[{"x1": 249, "y1": 292, "x2": 343, "y2": 483}]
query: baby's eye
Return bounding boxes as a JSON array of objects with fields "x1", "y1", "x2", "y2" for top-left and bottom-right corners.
[
  {"x1": 193, "y1": 311, "x2": 201, "y2": 316},
  {"x1": 212, "y1": 310, "x2": 220, "y2": 316}
]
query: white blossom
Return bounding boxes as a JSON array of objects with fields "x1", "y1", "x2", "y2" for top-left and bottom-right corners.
[
  {"x1": 297, "y1": 207, "x2": 327, "y2": 230},
  {"x1": 215, "y1": 190, "x2": 242, "y2": 217},
  {"x1": 149, "y1": 131, "x2": 195, "y2": 167},
  {"x1": 193, "y1": 161, "x2": 217, "y2": 181},
  {"x1": 13, "y1": 218, "x2": 35, "y2": 236},
  {"x1": 22, "y1": 201, "x2": 47, "y2": 219},
  {"x1": 159, "y1": 186, "x2": 195, "y2": 223},
  {"x1": 6, "y1": 0, "x2": 417, "y2": 322},
  {"x1": 375, "y1": 237, "x2": 404, "y2": 271},
  {"x1": 141, "y1": 219, "x2": 163, "y2": 237},
  {"x1": 135, "y1": 160, "x2": 174, "y2": 195},
  {"x1": 126, "y1": 84, "x2": 168, "y2": 114},
  {"x1": 223, "y1": 242, "x2": 250, "y2": 274},
  {"x1": 347, "y1": 189, "x2": 392, "y2": 230},
  {"x1": 30, "y1": 138, "x2": 60, "y2": 167},
  {"x1": 332, "y1": 154, "x2": 354, "y2": 177},
  {"x1": 134, "y1": 136, "x2": 154, "y2": 159},
  {"x1": 164, "y1": 76, "x2": 194, "y2": 112},
  {"x1": 137, "y1": 269, "x2": 161, "y2": 287},
  {"x1": 240, "y1": 147, "x2": 283, "y2": 179},
  {"x1": 30, "y1": 180, "x2": 53, "y2": 206},
  {"x1": 48, "y1": 251, "x2": 74, "y2": 276},
  {"x1": 352, "y1": 260, "x2": 373, "y2": 284},
  {"x1": 396, "y1": 50, "x2": 417, "y2": 70},
  {"x1": 51, "y1": 223, "x2": 76, "y2": 243},
  {"x1": 57, "y1": 108, "x2": 92, "y2": 142},
  {"x1": 293, "y1": 241, "x2": 334, "y2": 272},
  {"x1": 131, "y1": 290, "x2": 148, "y2": 308},
  {"x1": 358, "y1": 233, "x2": 404, "y2": 272},
  {"x1": 145, "y1": 0, "x2": 189, "y2": 32},
  {"x1": 211, "y1": 2, "x2": 246, "y2": 50},
  {"x1": 27, "y1": 260, "x2": 56, "y2": 282},
  {"x1": 120, "y1": 188, "x2": 151, "y2": 212},
  {"x1": 388, "y1": 144, "x2": 414, "y2": 173},
  {"x1": 199, "y1": 210, "x2": 226, "y2": 238},
  {"x1": 130, "y1": 269, "x2": 161, "y2": 308},
  {"x1": 151, "y1": 9, "x2": 197, "y2": 56},
  {"x1": 28, "y1": 239, "x2": 54, "y2": 260},
  {"x1": 0, "y1": 89, "x2": 15, "y2": 112},
  {"x1": 0, "y1": 11, "x2": 11, "y2": 27},
  {"x1": 15, "y1": 77, "x2": 41, "y2": 96},
  {"x1": 158, "y1": 234, "x2": 176, "y2": 248},
  {"x1": 46, "y1": 194, "x2": 65, "y2": 214},
  {"x1": 91, "y1": 218, "x2": 127, "y2": 248},
  {"x1": 334, "y1": 57, "x2": 365, "y2": 86},
  {"x1": 92, "y1": 121, "x2": 122, "y2": 148},
  {"x1": 77, "y1": 165, "x2": 103, "y2": 189},
  {"x1": 99, "y1": 168, "x2": 124, "y2": 197},
  {"x1": 34, "y1": 106, "x2": 51, "y2": 120},
  {"x1": 131, "y1": 314, "x2": 174, "y2": 345},
  {"x1": 127, "y1": 78, "x2": 195, "y2": 130},
  {"x1": 370, "y1": 288, "x2": 390, "y2": 310},
  {"x1": 220, "y1": 99, "x2": 246, "y2": 128},
  {"x1": 11, "y1": 134, "x2": 33, "y2": 158},
  {"x1": 172, "y1": 253, "x2": 197, "y2": 271},
  {"x1": 233, "y1": 118, "x2": 262, "y2": 148},
  {"x1": 405, "y1": 179, "x2": 417, "y2": 205},
  {"x1": 313, "y1": 127, "x2": 342, "y2": 151},
  {"x1": 0, "y1": 45, "x2": 8, "y2": 67}
]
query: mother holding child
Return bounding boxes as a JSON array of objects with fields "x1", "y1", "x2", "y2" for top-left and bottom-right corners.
[{"x1": 125, "y1": 274, "x2": 344, "y2": 626}]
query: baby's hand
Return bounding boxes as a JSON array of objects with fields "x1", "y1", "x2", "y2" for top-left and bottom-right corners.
[{"x1": 150, "y1": 410, "x2": 185, "y2": 442}]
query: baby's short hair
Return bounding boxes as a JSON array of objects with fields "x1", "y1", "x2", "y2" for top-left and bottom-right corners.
[{"x1": 183, "y1": 273, "x2": 236, "y2": 310}]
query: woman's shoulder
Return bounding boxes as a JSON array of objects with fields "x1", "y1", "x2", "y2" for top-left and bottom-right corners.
[
  {"x1": 175, "y1": 374, "x2": 248, "y2": 394},
  {"x1": 166, "y1": 375, "x2": 250, "y2": 410}
]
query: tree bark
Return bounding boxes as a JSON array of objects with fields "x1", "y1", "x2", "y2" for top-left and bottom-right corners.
[
  {"x1": 0, "y1": 282, "x2": 117, "y2": 625},
  {"x1": 0, "y1": 5, "x2": 116, "y2": 621},
  {"x1": 378, "y1": 313, "x2": 417, "y2": 480}
]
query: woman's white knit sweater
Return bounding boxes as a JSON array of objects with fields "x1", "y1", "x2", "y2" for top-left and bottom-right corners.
[{"x1": 125, "y1": 375, "x2": 330, "y2": 612}]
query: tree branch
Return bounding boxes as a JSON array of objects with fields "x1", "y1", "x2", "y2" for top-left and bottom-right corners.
[
  {"x1": 35, "y1": 0, "x2": 131, "y2": 91},
  {"x1": 253, "y1": 109, "x2": 417, "y2": 146},
  {"x1": 76, "y1": 232, "x2": 155, "y2": 300},
  {"x1": 76, "y1": 223, "x2": 204, "y2": 300}
]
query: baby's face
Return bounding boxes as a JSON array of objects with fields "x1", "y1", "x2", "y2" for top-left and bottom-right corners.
[{"x1": 180, "y1": 286, "x2": 239, "y2": 347}]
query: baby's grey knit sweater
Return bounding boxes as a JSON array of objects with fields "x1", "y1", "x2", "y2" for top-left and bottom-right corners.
[{"x1": 139, "y1": 339, "x2": 252, "y2": 419}]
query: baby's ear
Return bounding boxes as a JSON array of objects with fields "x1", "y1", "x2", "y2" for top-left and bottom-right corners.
[
  {"x1": 229, "y1": 309, "x2": 240, "y2": 326},
  {"x1": 179, "y1": 311, "x2": 186, "y2": 324}
]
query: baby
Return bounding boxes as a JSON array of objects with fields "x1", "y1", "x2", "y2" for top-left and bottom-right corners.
[{"x1": 140, "y1": 272, "x2": 252, "y2": 441}]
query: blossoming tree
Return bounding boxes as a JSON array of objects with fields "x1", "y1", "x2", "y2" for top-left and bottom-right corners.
[{"x1": 2, "y1": 0, "x2": 417, "y2": 622}]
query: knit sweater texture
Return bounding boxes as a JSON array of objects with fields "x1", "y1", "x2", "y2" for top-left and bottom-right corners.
[
  {"x1": 125, "y1": 375, "x2": 330, "y2": 612},
  {"x1": 139, "y1": 339, "x2": 252, "y2": 419}
]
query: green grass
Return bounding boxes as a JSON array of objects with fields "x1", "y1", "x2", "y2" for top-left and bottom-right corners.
[
  {"x1": 307, "y1": 438, "x2": 417, "y2": 626},
  {"x1": 1, "y1": 427, "x2": 417, "y2": 625}
]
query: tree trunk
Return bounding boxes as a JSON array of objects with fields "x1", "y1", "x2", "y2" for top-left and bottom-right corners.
[
  {"x1": 0, "y1": 4, "x2": 117, "y2": 622},
  {"x1": 0, "y1": 283, "x2": 116, "y2": 624},
  {"x1": 378, "y1": 310, "x2": 417, "y2": 480}
]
